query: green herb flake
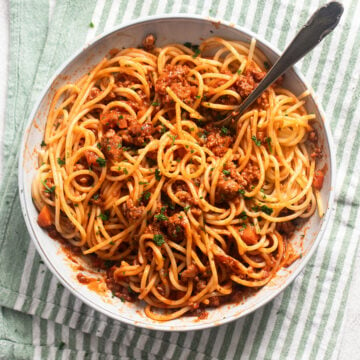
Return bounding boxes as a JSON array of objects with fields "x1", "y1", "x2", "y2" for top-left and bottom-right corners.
[
  {"x1": 184, "y1": 205, "x2": 191, "y2": 213},
  {"x1": 221, "y1": 126, "x2": 229, "y2": 136},
  {"x1": 238, "y1": 189, "x2": 245, "y2": 195},
  {"x1": 152, "y1": 101, "x2": 159, "y2": 106},
  {"x1": 160, "y1": 124, "x2": 167, "y2": 134},
  {"x1": 40, "y1": 140, "x2": 46, "y2": 147},
  {"x1": 239, "y1": 211, "x2": 247, "y2": 220},
  {"x1": 89, "y1": 22, "x2": 94, "y2": 28},
  {"x1": 123, "y1": 168, "x2": 128, "y2": 175},
  {"x1": 265, "y1": 137, "x2": 272, "y2": 153},
  {"x1": 251, "y1": 135, "x2": 262, "y2": 146},
  {"x1": 196, "y1": 95, "x2": 201, "y2": 99},
  {"x1": 139, "y1": 181, "x2": 149, "y2": 185},
  {"x1": 57, "y1": 158, "x2": 65, "y2": 166},
  {"x1": 154, "y1": 213, "x2": 168, "y2": 221},
  {"x1": 98, "y1": 212, "x2": 109, "y2": 221},
  {"x1": 155, "y1": 168, "x2": 161, "y2": 181},
  {"x1": 237, "y1": 69, "x2": 242, "y2": 75},
  {"x1": 96, "y1": 157, "x2": 107, "y2": 167},
  {"x1": 153, "y1": 234, "x2": 165, "y2": 246},
  {"x1": 222, "y1": 169, "x2": 231, "y2": 175},
  {"x1": 192, "y1": 48, "x2": 201, "y2": 58},
  {"x1": 41, "y1": 179, "x2": 55, "y2": 194},
  {"x1": 143, "y1": 191, "x2": 151, "y2": 201},
  {"x1": 260, "y1": 205, "x2": 273, "y2": 215},
  {"x1": 168, "y1": 134, "x2": 177, "y2": 145}
]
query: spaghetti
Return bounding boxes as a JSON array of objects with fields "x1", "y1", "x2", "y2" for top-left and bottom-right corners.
[{"x1": 32, "y1": 35, "x2": 325, "y2": 321}]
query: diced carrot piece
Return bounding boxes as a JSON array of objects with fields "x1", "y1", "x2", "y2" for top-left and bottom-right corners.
[
  {"x1": 313, "y1": 170, "x2": 324, "y2": 190},
  {"x1": 241, "y1": 226, "x2": 260, "y2": 245},
  {"x1": 37, "y1": 205, "x2": 52, "y2": 228}
]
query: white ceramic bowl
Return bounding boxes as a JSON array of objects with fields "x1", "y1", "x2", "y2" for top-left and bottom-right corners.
[{"x1": 19, "y1": 15, "x2": 335, "y2": 331}]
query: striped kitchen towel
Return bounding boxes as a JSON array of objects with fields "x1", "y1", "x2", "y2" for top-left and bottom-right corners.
[{"x1": 1, "y1": 0, "x2": 359, "y2": 359}]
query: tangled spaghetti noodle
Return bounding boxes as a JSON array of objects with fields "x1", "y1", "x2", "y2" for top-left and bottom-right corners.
[{"x1": 33, "y1": 35, "x2": 325, "y2": 321}]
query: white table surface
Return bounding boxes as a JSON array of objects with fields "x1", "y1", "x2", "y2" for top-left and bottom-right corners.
[{"x1": 0, "y1": 2, "x2": 359, "y2": 358}]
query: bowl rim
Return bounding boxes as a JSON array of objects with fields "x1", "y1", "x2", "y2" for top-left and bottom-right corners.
[{"x1": 18, "y1": 13, "x2": 336, "y2": 332}]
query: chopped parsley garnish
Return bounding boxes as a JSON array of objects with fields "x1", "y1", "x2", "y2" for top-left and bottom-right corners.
[
  {"x1": 260, "y1": 188, "x2": 267, "y2": 199},
  {"x1": 184, "y1": 42, "x2": 200, "y2": 57},
  {"x1": 196, "y1": 95, "x2": 201, "y2": 99},
  {"x1": 96, "y1": 143, "x2": 102, "y2": 149},
  {"x1": 238, "y1": 189, "x2": 245, "y2": 195},
  {"x1": 155, "y1": 169, "x2": 161, "y2": 181},
  {"x1": 154, "y1": 213, "x2": 168, "y2": 221},
  {"x1": 98, "y1": 212, "x2": 109, "y2": 221},
  {"x1": 152, "y1": 101, "x2": 159, "y2": 106},
  {"x1": 221, "y1": 126, "x2": 229, "y2": 136},
  {"x1": 239, "y1": 211, "x2": 247, "y2": 220},
  {"x1": 57, "y1": 158, "x2": 65, "y2": 166},
  {"x1": 116, "y1": 143, "x2": 122, "y2": 149},
  {"x1": 139, "y1": 181, "x2": 149, "y2": 185},
  {"x1": 265, "y1": 137, "x2": 272, "y2": 153},
  {"x1": 143, "y1": 191, "x2": 151, "y2": 201},
  {"x1": 222, "y1": 169, "x2": 231, "y2": 175},
  {"x1": 197, "y1": 130, "x2": 208, "y2": 140},
  {"x1": 192, "y1": 48, "x2": 201, "y2": 58},
  {"x1": 251, "y1": 135, "x2": 262, "y2": 146},
  {"x1": 40, "y1": 140, "x2": 46, "y2": 147},
  {"x1": 92, "y1": 193, "x2": 99, "y2": 200},
  {"x1": 89, "y1": 22, "x2": 94, "y2": 28},
  {"x1": 122, "y1": 168, "x2": 128, "y2": 175},
  {"x1": 96, "y1": 157, "x2": 106, "y2": 167},
  {"x1": 41, "y1": 179, "x2": 55, "y2": 193},
  {"x1": 184, "y1": 205, "x2": 191, "y2": 212},
  {"x1": 118, "y1": 115, "x2": 123, "y2": 119},
  {"x1": 260, "y1": 205, "x2": 273, "y2": 215},
  {"x1": 237, "y1": 69, "x2": 242, "y2": 75},
  {"x1": 160, "y1": 124, "x2": 167, "y2": 134},
  {"x1": 153, "y1": 234, "x2": 165, "y2": 246},
  {"x1": 168, "y1": 134, "x2": 176, "y2": 145}
]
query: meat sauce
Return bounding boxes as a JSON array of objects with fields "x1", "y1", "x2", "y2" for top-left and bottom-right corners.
[
  {"x1": 155, "y1": 64, "x2": 197, "y2": 105},
  {"x1": 35, "y1": 36, "x2": 326, "y2": 319}
]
